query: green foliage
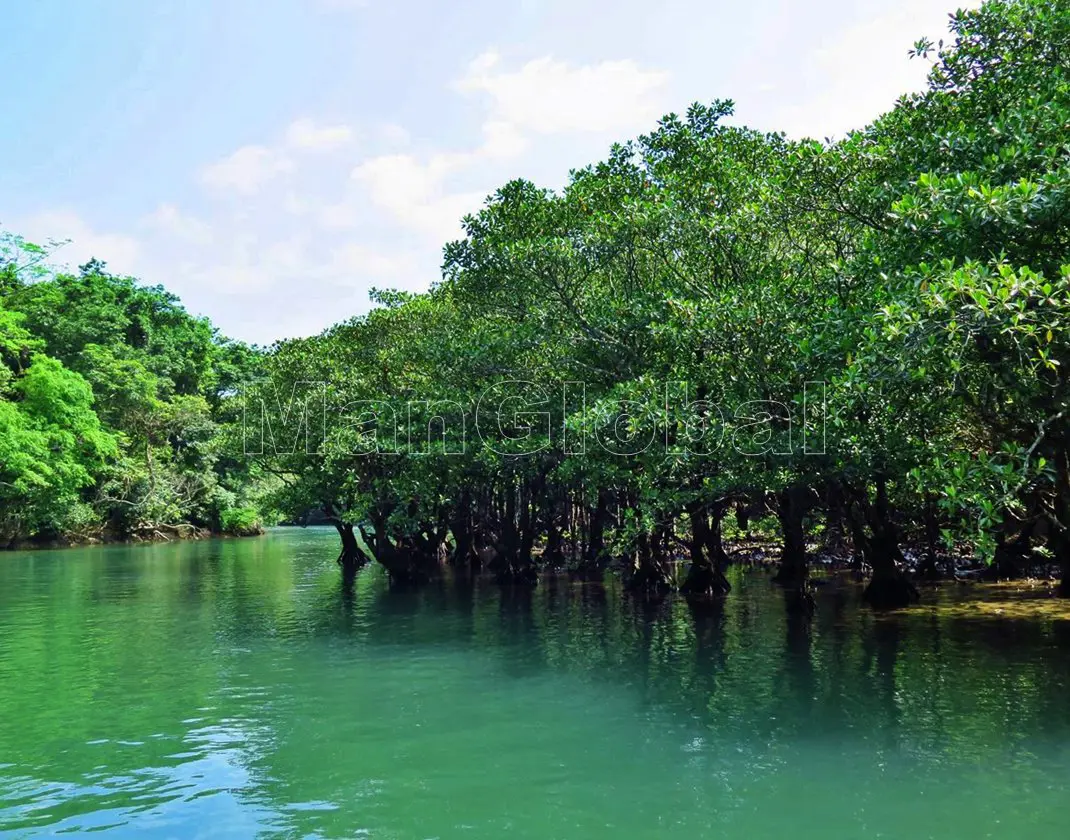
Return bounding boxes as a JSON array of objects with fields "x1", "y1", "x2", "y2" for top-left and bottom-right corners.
[
  {"x1": 255, "y1": 0, "x2": 1070, "y2": 589},
  {"x1": 0, "y1": 239, "x2": 267, "y2": 545},
  {"x1": 0, "y1": 355, "x2": 115, "y2": 544},
  {"x1": 220, "y1": 506, "x2": 264, "y2": 536},
  {"x1": 5, "y1": 1, "x2": 1070, "y2": 591}
]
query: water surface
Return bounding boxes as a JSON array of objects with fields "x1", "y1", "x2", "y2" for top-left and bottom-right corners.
[{"x1": 1, "y1": 527, "x2": 1068, "y2": 838}]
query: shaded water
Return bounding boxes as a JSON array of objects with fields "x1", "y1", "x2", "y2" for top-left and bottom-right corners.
[{"x1": 1, "y1": 527, "x2": 1069, "y2": 838}]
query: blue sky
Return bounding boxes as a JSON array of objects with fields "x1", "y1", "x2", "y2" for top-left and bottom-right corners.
[{"x1": 0, "y1": 0, "x2": 972, "y2": 345}]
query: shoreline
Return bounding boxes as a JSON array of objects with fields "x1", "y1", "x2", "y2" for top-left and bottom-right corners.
[{"x1": 2, "y1": 526, "x2": 265, "y2": 553}]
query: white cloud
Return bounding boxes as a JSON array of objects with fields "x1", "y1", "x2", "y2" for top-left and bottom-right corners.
[
  {"x1": 346, "y1": 113, "x2": 536, "y2": 242},
  {"x1": 282, "y1": 192, "x2": 312, "y2": 216},
  {"x1": 350, "y1": 151, "x2": 485, "y2": 242},
  {"x1": 285, "y1": 118, "x2": 355, "y2": 152},
  {"x1": 352, "y1": 153, "x2": 447, "y2": 212},
  {"x1": 143, "y1": 203, "x2": 213, "y2": 245},
  {"x1": 171, "y1": 234, "x2": 316, "y2": 300},
  {"x1": 16, "y1": 210, "x2": 141, "y2": 275},
  {"x1": 326, "y1": 243, "x2": 417, "y2": 280},
  {"x1": 318, "y1": 201, "x2": 362, "y2": 230},
  {"x1": 412, "y1": 191, "x2": 486, "y2": 245},
  {"x1": 773, "y1": 0, "x2": 981, "y2": 139},
  {"x1": 455, "y1": 50, "x2": 670, "y2": 136},
  {"x1": 479, "y1": 120, "x2": 528, "y2": 160},
  {"x1": 377, "y1": 123, "x2": 412, "y2": 147},
  {"x1": 198, "y1": 145, "x2": 294, "y2": 194}
]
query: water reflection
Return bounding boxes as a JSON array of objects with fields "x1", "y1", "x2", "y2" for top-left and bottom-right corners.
[{"x1": 1, "y1": 528, "x2": 1069, "y2": 838}]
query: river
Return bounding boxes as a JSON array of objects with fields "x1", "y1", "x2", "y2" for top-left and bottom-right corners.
[{"x1": 1, "y1": 527, "x2": 1068, "y2": 838}]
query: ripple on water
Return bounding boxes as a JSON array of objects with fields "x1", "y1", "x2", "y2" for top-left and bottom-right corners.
[{"x1": 1, "y1": 532, "x2": 1069, "y2": 838}]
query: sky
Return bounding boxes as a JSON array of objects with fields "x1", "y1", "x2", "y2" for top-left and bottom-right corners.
[{"x1": 0, "y1": 0, "x2": 974, "y2": 346}]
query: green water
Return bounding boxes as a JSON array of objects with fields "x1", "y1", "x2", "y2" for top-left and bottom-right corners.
[{"x1": 1, "y1": 529, "x2": 1068, "y2": 838}]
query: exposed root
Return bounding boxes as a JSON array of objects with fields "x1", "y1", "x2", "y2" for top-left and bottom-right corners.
[
  {"x1": 680, "y1": 563, "x2": 731, "y2": 598},
  {"x1": 863, "y1": 574, "x2": 920, "y2": 609}
]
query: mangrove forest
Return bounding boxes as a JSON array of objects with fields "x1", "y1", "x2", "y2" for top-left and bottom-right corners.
[{"x1": 3, "y1": 1, "x2": 1070, "y2": 612}]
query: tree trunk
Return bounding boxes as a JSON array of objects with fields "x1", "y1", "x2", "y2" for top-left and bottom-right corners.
[
  {"x1": 492, "y1": 480, "x2": 537, "y2": 586},
  {"x1": 681, "y1": 501, "x2": 731, "y2": 597},
  {"x1": 702, "y1": 503, "x2": 732, "y2": 573},
  {"x1": 517, "y1": 480, "x2": 536, "y2": 569},
  {"x1": 774, "y1": 487, "x2": 809, "y2": 586},
  {"x1": 359, "y1": 512, "x2": 435, "y2": 587},
  {"x1": 822, "y1": 482, "x2": 849, "y2": 556},
  {"x1": 845, "y1": 495, "x2": 870, "y2": 574},
  {"x1": 983, "y1": 520, "x2": 1030, "y2": 581},
  {"x1": 544, "y1": 506, "x2": 564, "y2": 566},
  {"x1": 626, "y1": 526, "x2": 673, "y2": 597},
  {"x1": 1055, "y1": 442, "x2": 1070, "y2": 598},
  {"x1": 573, "y1": 489, "x2": 609, "y2": 582},
  {"x1": 333, "y1": 521, "x2": 368, "y2": 572},
  {"x1": 734, "y1": 502, "x2": 749, "y2": 534},
  {"x1": 917, "y1": 494, "x2": 943, "y2": 580},
  {"x1": 862, "y1": 477, "x2": 919, "y2": 609},
  {"x1": 449, "y1": 490, "x2": 476, "y2": 569}
]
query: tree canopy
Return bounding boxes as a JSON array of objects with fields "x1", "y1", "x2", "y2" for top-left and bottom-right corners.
[
  {"x1": 3, "y1": 0, "x2": 1067, "y2": 608},
  {"x1": 251, "y1": 0, "x2": 1070, "y2": 606},
  {"x1": 0, "y1": 238, "x2": 271, "y2": 546}
]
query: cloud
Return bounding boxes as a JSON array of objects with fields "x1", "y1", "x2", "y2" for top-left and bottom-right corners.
[
  {"x1": 143, "y1": 203, "x2": 213, "y2": 245},
  {"x1": 455, "y1": 50, "x2": 670, "y2": 136},
  {"x1": 285, "y1": 118, "x2": 355, "y2": 152},
  {"x1": 478, "y1": 120, "x2": 528, "y2": 160},
  {"x1": 351, "y1": 155, "x2": 483, "y2": 242},
  {"x1": 12, "y1": 46, "x2": 674, "y2": 343},
  {"x1": 350, "y1": 149, "x2": 488, "y2": 243},
  {"x1": 198, "y1": 145, "x2": 294, "y2": 194},
  {"x1": 317, "y1": 200, "x2": 362, "y2": 230},
  {"x1": 15, "y1": 210, "x2": 141, "y2": 275},
  {"x1": 352, "y1": 153, "x2": 449, "y2": 213},
  {"x1": 196, "y1": 118, "x2": 353, "y2": 204},
  {"x1": 345, "y1": 112, "x2": 536, "y2": 242},
  {"x1": 773, "y1": 0, "x2": 981, "y2": 140},
  {"x1": 377, "y1": 123, "x2": 411, "y2": 147},
  {"x1": 325, "y1": 243, "x2": 417, "y2": 281}
]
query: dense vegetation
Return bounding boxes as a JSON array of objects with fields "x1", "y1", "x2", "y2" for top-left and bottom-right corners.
[
  {"x1": 256, "y1": 0, "x2": 1070, "y2": 607},
  {"x1": 0, "y1": 238, "x2": 270, "y2": 546},
  {"x1": 3, "y1": 0, "x2": 1067, "y2": 609}
]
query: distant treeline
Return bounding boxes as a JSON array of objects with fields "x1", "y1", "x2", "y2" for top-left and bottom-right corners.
[{"x1": 0, "y1": 246, "x2": 273, "y2": 547}]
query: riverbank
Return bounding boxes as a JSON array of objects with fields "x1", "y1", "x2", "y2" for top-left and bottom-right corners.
[
  {"x1": 2, "y1": 524, "x2": 265, "y2": 552},
  {"x1": 720, "y1": 537, "x2": 1069, "y2": 618}
]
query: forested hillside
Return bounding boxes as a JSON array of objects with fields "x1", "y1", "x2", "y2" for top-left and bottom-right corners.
[{"x1": 0, "y1": 237, "x2": 271, "y2": 546}]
